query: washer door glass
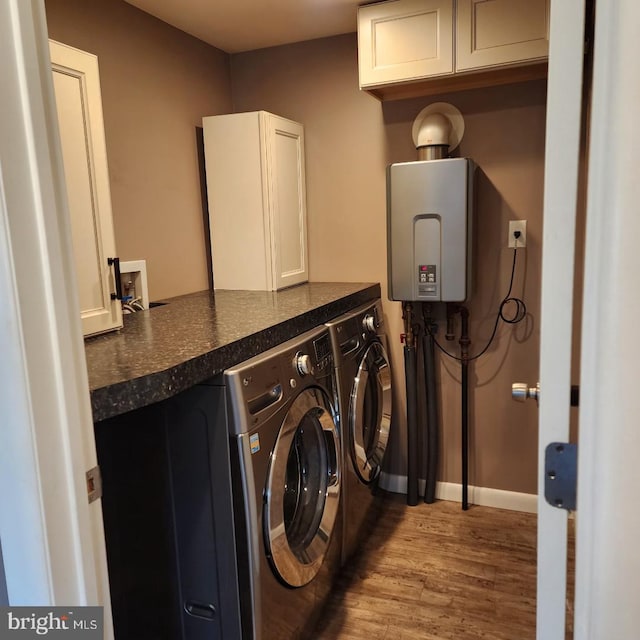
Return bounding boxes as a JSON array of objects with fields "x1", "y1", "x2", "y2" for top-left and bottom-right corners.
[
  {"x1": 264, "y1": 386, "x2": 340, "y2": 588},
  {"x1": 349, "y1": 340, "x2": 392, "y2": 483}
]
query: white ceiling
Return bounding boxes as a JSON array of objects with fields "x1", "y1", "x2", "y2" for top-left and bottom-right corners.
[{"x1": 124, "y1": 0, "x2": 363, "y2": 54}]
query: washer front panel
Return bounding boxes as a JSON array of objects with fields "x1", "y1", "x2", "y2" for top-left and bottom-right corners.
[
  {"x1": 264, "y1": 386, "x2": 340, "y2": 587},
  {"x1": 349, "y1": 340, "x2": 392, "y2": 483}
]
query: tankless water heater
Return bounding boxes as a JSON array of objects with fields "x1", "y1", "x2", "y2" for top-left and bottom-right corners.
[{"x1": 387, "y1": 157, "x2": 475, "y2": 302}]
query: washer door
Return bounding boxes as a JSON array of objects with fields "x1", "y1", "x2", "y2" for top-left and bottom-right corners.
[
  {"x1": 349, "y1": 340, "x2": 392, "y2": 483},
  {"x1": 264, "y1": 386, "x2": 340, "y2": 588}
]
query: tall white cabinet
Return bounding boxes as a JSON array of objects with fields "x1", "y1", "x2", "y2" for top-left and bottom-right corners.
[
  {"x1": 202, "y1": 111, "x2": 308, "y2": 291},
  {"x1": 50, "y1": 40, "x2": 122, "y2": 336}
]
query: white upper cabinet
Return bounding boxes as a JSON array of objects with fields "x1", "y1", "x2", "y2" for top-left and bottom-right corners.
[
  {"x1": 456, "y1": 0, "x2": 550, "y2": 71},
  {"x1": 358, "y1": 0, "x2": 454, "y2": 88},
  {"x1": 203, "y1": 111, "x2": 308, "y2": 292},
  {"x1": 357, "y1": 0, "x2": 549, "y2": 99},
  {"x1": 50, "y1": 40, "x2": 123, "y2": 337}
]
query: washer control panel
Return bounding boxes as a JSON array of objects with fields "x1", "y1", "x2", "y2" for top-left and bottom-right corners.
[{"x1": 312, "y1": 333, "x2": 332, "y2": 373}]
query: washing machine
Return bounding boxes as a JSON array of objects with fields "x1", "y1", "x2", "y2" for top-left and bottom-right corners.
[
  {"x1": 326, "y1": 299, "x2": 393, "y2": 565},
  {"x1": 222, "y1": 326, "x2": 342, "y2": 640}
]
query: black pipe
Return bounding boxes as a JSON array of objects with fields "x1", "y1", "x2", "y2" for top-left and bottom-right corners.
[
  {"x1": 402, "y1": 302, "x2": 419, "y2": 506},
  {"x1": 445, "y1": 303, "x2": 457, "y2": 341},
  {"x1": 461, "y1": 360, "x2": 469, "y2": 510},
  {"x1": 459, "y1": 306, "x2": 470, "y2": 511},
  {"x1": 414, "y1": 323, "x2": 425, "y2": 494},
  {"x1": 422, "y1": 308, "x2": 438, "y2": 504},
  {"x1": 405, "y1": 345, "x2": 419, "y2": 506}
]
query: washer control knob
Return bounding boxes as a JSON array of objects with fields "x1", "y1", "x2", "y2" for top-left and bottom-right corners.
[
  {"x1": 362, "y1": 314, "x2": 377, "y2": 333},
  {"x1": 295, "y1": 353, "x2": 314, "y2": 377}
]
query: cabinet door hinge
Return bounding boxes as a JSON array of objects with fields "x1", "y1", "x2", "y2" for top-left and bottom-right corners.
[
  {"x1": 86, "y1": 465, "x2": 102, "y2": 503},
  {"x1": 544, "y1": 443, "x2": 577, "y2": 511}
]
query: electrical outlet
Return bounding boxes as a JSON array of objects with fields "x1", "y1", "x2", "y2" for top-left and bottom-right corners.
[{"x1": 508, "y1": 220, "x2": 527, "y2": 248}]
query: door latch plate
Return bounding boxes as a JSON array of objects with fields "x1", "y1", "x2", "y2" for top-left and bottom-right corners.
[
  {"x1": 544, "y1": 442, "x2": 577, "y2": 511},
  {"x1": 86, "y1": 465, "x2": 102, "y2": 503}
]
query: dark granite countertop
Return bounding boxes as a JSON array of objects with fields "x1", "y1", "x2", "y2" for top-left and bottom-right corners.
[{"x1": 86, "y1": 282, "x2": 380, "y2": 422}]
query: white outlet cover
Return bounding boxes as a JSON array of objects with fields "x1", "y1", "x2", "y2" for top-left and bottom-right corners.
[{"x1": 508, "y1": 220, "x2": 527, "y2": 248}]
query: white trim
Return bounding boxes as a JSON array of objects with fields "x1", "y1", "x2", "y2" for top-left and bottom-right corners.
[
  {"x1": 378, "y1": 473, "x2": 537, "y2": 513},
  {"x1": 436, "y1": 482, "x2": 537, "y2": 514},
  {"x1": 537, "y1": 0, "x2": 585, "y2": 638}
]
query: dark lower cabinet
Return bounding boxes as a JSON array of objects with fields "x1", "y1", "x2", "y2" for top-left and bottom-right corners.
[{"x1": 95, "y1": 385, "x2": 241, "y2": 640}]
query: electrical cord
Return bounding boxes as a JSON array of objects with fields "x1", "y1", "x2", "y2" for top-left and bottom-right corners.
[{"x1": 426, "y1": 247, "x2": 526, "y2": 363}]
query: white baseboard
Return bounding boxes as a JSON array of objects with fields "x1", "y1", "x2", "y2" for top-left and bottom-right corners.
[{"x1": 378, "y1": 472, "x2": 538, "y2": 514}]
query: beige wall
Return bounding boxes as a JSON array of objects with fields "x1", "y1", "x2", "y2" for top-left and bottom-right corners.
[
  {"x1": 42, "y1": 1, "x2": 548, "y2": 495},
  {"x1": 45, "y1": 0, "x2": 232, "y2": 300},
  {"x1": 232, "y1": 34, "x2": 546, "y2": 494}
]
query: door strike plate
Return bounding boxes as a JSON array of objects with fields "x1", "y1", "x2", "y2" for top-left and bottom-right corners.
[
  {"x1": 86, "y1": 465, "x2": 102, "y2": 504},
  {"x1": 544, "y1": 442, "x2": 577, "y2": 511}
]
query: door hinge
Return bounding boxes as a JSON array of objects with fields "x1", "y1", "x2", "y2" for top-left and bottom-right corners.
[
  {"x1": 86, "y1": 465, "x2": 102, "y2": 504},
  {"x1": 544, "y1": 443, "x2": 577, "y2": 511}
]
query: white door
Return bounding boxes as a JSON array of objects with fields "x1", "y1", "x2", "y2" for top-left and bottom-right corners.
[
  {"x1": 539, "y1": 1, "x2": 640, "y2": 638},
  {"x1": 50, "y1": 40, "x2": 123, "y2": 337},
  {"x1": 0, "y1": 1, "x2": 113, "y2": 637},
  {"x1": 572, "y1": 1, "x2": 640, "y2": 638}
]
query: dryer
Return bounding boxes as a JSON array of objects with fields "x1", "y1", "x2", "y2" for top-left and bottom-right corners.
[
  {"x1": 326, "y1": 299, "x2": 393, "y2": 565},
  {"x1": 221, "y1": 326, "x2": 342, "y2": 640}
]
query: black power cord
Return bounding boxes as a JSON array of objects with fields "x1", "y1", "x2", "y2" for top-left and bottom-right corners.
[{"x1": 426, "y1": 246, "x2": 527, "y2": 363}]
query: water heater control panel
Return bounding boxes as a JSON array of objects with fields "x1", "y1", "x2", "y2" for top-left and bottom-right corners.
[
  {"x1": 418, "y1": 264, "x2": 438, "y2": 297},
  {"x1": 387, "y1": 158, "x2": 475, "y2": 303}
]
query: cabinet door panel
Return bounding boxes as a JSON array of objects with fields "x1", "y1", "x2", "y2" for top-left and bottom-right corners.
[
  {"x1": 268, "y1": 119, "x2": 308, "y2": 290},
  {"x1": 358, "y1": 0, "x2": 454, "y2": 87},
  {"x1": 456, "y1": 0, "x2": 549, "y2": 71},
  {"x1": 50, "y1": 41, "x2": 122, "y2": 336},
  {"x1": 53, "y1": 72, "x2": 104, "y2": 313}
]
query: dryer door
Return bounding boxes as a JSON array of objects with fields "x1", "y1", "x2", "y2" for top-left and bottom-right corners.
[
  {"x1": 264, "y1": 386, "x2": 340, "y2": 588},
  {"x1": 349, "y1": 340, "x2": 392, "y2": 483}
]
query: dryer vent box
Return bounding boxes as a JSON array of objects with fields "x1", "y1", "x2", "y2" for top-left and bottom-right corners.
[{"x1": 387, "y1": 158, "x2": 475, "y2": 303}]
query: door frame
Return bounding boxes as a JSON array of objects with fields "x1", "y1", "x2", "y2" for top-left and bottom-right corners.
[
  {"x1": 0, "y1": 1, "x2": 113, "y2": 637},
  {"x1": 537, "y1": 0, "x2": 585, "y2": 637}
]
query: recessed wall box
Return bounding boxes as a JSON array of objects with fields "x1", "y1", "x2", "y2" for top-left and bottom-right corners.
[
  {"x1": 119, "y1": 259, "x2": 149, "y2": 309},
  {"x1": 387, "y1": 158, "x2": 475, "y2": 302}
]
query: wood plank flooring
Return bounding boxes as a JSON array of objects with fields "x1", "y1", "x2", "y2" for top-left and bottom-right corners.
[{"x1": 312, "y1": 495, "x2": 574, "y2": 640}]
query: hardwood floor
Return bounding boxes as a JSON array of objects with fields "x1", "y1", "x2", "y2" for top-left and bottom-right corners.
[{"x1": 313, "y1": 495, "x2": 574, "y2": 640}]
